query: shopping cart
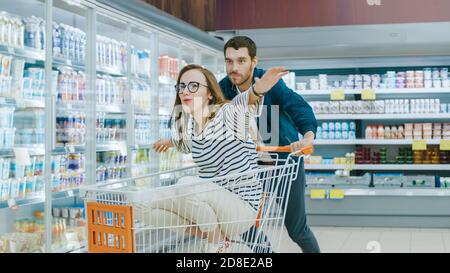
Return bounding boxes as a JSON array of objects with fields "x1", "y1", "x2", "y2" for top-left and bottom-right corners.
[{"x1": 80, "y1": 145, "x2": 313, "y2": 253}]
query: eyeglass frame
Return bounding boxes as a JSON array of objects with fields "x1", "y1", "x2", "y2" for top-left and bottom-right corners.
[{"x1": 174, "y1": 81, "x2": 209, "y2": 94}]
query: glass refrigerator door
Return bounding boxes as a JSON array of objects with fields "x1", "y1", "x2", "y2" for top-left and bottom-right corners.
[
  {"x1": 158, "y1": 35, "x2": 181, "y2": 172},
  {"x1": 50, "y1": 0, "x2": 88, "y2": 253},
  {"x1": 129, "y1": 25, "x2": 157, "y2": 179},
  {"x1": 0, "y1": 0, "x2": 47, "y2": 253},
  {"x1": 95, "y1": 12, "x2": 128, "y2": 184}
]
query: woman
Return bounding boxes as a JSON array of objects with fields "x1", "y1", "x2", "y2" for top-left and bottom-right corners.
[{"x1": 152, "y1": 64, "x2": 287, "y2": 253}]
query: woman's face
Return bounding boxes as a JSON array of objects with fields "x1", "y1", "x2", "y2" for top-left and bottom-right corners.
[{"x1": 178, "y1": 69, "x2": 211, "y2": 116}]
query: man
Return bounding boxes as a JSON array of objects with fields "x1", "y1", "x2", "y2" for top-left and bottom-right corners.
[{"x1": 219, "y1": 36, "x2": 320, "y2": 253}]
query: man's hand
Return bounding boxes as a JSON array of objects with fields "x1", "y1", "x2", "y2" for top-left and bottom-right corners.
[
  {"x1": 153, "y1": 139, "x2": 174, "y2": 153},
  {"x1": 290, "y1": 131, "x2": 315, "y2": 156},
  {"x1": 253, "y1": 67, "x2": 289, "y2": 95}
]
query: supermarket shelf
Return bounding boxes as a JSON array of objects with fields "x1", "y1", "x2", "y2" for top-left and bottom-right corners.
[
  {"x1": 159, "y1": 76, "x2": 176, "y2": 85},
  {"x1": 0, "y1": 189, "x2": 79, "y2": 209},
  {"x1": 96, "y1": 66, "x2": 126, "y2": 77},
  {"x1": 0, "y1": 44, "x2": 45, "y2": 62},
  {"x1": 0, "y1": 97, "x2": 45, "y2": 108},
  {"x1": 0, "y1": 146, "x2": 45, "y2": 157},
  {"x1": 314, "y1": 139, "x2": 445, "y2": 145},
  {"x1": 296, "y1": 88, "x2": 450, "y2": 96},
  {"x1": 315, "y1": 113, "x2": 450, "y2": 120},
  {"x1": 305, "y1": 164, "x2": 450, "y2": 171},
  {"x1": 53, "y1": 142, "x2": 124, "y2": 153},
  {"x1": 56, "y1": 102, "x2": 127, "y2": 114},
  {"x1": 97, "y1": 104, "x2": 127, "y2": 114},
  {"x1": 130, "y1": 74, "x2": 151, "y2": 83},
  {"x1": 305, "y1": 188, "x2": 450, "y2": 197},
  {"x1": 53, "y1": 57, "x2": 85, "y2": 71},
  {"x1": 134, "y1": 106, "x2": 154, "y2": 115}
]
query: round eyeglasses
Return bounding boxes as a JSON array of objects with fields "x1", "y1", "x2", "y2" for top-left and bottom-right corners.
[{"x1": 174, "y1": 81, "x2": 209, "y2": 94}]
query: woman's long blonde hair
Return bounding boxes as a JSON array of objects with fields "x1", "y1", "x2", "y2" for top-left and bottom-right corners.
[{"x1": 171, "y1": 64, "x2": 228, "y2": 141}]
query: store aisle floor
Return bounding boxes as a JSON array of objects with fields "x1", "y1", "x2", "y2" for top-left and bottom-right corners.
[{"x1": 274, "y1": 226, "x2": 450, "y2": 253}]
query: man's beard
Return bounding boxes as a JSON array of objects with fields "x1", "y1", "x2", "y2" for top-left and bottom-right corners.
[{"x1": 229, "y1": 66, "x2": 253, "y2": 86}]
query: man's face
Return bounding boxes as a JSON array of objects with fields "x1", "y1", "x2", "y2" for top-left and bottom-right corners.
[{"x1": 225, "y1": 47, "x2": 257, "y2": 86}]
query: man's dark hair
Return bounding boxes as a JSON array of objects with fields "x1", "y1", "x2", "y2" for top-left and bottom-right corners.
[{"x1": 224, "y1": 36, "x2": 257, "y2": 59}]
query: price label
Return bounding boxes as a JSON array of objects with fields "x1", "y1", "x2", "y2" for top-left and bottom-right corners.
[
  {"x1": 7, "y1": 47, "x2": 14, "y2": 54},
  {"x1": 68, "y1": 145, "x2": 75, "y2": 153},
  {"x1": 13, "y1": 148, "x2": 31, "y2": 166},
  {"x1": 310, "y1": 189, "x2": 326, "y2": 199},
  {"x1": 440, "y1": 140, "x2": 450, "y2": 151},
  {"x1": 330, "y1": 90, "x2": 345, "y2": 101},
  {"x1": 67, "y1": 190, "x2": 74, "y2": 197},
  {"x1": 412, "y1": 140, "x2": 427, "y2": 151},
  {"x1": 330, "y1": 189, "x2": 345, "y2": 200},
  {"x1": 119, "y1": 142, "x2": 127, "y2": 156},
  {"x1": 0, "y1": 97, "x2": 6, "y2": 105},
  {"x1": 362, "y1": 89, "x2": 376, "y2": 100},
  {"x1": 8, "y1": 199, "x2": 18, "y2": 210}
]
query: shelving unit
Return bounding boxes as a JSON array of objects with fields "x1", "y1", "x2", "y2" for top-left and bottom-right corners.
[
  {"x1": 0, "y1": 0, "x2": 223, "y2": 253},
  {"x1": 261, "y1": 54, "x2": 450, "y2": 228}
]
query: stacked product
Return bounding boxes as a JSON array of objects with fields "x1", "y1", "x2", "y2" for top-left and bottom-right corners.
[
  {"x1": 130, "y1": 47, "x2": 151, "y2": 78},
  {"x1": 96, "y1": 113, "x2": 126, "y2": 143},
  {"x1": 96, "y1": 151, "x2": 127, "y2": 183},
  {"x1": 299, "y1": 68, "x2": 449, "y2": 91},
  {"x1": 14, "y1": 109, "x2": 45, "y2": 146},
  {"x1": 0, "y1": 156, "x2": 45, "y2": 201},
  {"x1": 131, "y1": 80, "x2": 152, "y2": 110},
  {"x1": 316, "y1": 121, "x2": 356, "y2": 140},
  {"x1": 310, "y1": 99, "x2": 448, "y2": 115},
  {"x1": 52, "y1": 23, "x2": 86, "y2": 64},
  {"x1": 96, "y1": 35, "x2": 127, "y2": 73},
  {"x1": 135, "y1": 115, "x2": 152, "y2": 145},
  {"x1": 55, "y1": 111, "x2": 85, "y2": 146},
  {"x1": 56, "y1": 69, "x2": 86, "y2": 104},
  {"x1": 159, "y1": 55, "x2": 180, "y2": 81},
  {"x1": 96, "y1": 75, "x2": 126, "y2": 106},
  {"x1": 51, "y1": 153, "x2": 85, "y2": 192},
  {"x1": 0, "y1": 107, "x2": 15, "y2": 149},
  {"x1": 414, "y1": 147, "x2": 447, "y2": 164}
]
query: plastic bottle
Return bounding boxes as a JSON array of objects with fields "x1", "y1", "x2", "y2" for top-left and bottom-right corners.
[
  {"x1": 365, "y1": 125, "x2": 372, "y2": 139},
  {"x1": 377, "y1": 125, "x2": 384, "y2": 139},
  {"x1": 384, "y1": 126, "x2": 391, "y2": 139}
]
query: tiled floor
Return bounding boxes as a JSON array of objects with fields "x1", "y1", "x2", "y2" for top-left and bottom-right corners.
[{"x1": 276, "y1": 226, "x2": 450, "y2": 253}]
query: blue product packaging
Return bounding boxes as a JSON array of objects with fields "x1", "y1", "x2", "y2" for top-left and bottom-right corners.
[
  {"x1": 328, "y1": 122, "x2": 335, "y2": 131},
  {"x1": 335, "y1": 122, "x2": 341, "y2": 131},
  {"x1": 329, "y1": 131, "x2": 335, "y2": 140},
  {"x1": 349, "y1": 131, "x2": 356, "y2": 139}
]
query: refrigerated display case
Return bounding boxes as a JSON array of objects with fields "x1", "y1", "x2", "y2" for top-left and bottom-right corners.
[{"x1": 0, "y1": 0, "x2": 224, "y2": 252}]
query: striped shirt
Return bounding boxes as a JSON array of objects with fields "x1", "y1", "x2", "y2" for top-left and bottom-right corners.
[{"x1": 171, "y1": 90, "x2": 263, "y2": 210}]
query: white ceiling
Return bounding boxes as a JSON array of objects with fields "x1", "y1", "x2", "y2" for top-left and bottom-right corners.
[{"x1": 212, "y1": 22, "x2": 450, "y2": 61}]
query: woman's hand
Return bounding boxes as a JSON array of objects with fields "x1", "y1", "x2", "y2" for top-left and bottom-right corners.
[
  {"x1": 153, "y1": 139, "x2": 174, "y2": 153},
  {"x1": 253, "y1": 67, "x2": 289, "y2": 95}
]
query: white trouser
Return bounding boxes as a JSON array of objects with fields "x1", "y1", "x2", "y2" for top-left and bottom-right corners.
[{"x1": 141, "y1": 176, "x2": 258, "y2": 239}]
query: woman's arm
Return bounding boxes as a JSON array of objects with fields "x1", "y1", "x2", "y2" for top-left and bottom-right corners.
[{"x1": 248, "y1": 67, "x2": 289, "y2": 105}]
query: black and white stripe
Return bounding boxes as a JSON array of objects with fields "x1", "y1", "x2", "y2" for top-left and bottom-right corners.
[{"x1": 171, "y1": 90, "x2": 263, "y2": 210}]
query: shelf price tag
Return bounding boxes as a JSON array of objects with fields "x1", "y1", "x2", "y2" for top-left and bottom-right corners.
[
  {"x1": 8, "y1": 199, "x2": 18, "y2": 210},
  {"x1": 310, "y1": 189, "x2": 326, "y2": 199},
  {"x1": 13, "y1": 148, "x2": 31, "y2": 166},
  {"x1": 7, "y1": 47, "x2": 14, "y2": 54},
  {"x1": 330, "y1": 90, "x2": 345, "y2": 101},
  {"x1": 362, "y1": 89, "x2": 376, "y2": 100},
  {"x1": 412, "y1": 140, "x2": 427, "y2": 151},
  {"x1": 440, "y1": 140, "x2": 450, "y2": 151},
  {"x1": 330, "y1": 189, "x2": 345, "y2": 200},
  {"x1": 67, "y1": 190, "x2": 74, "y2": 197}
]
